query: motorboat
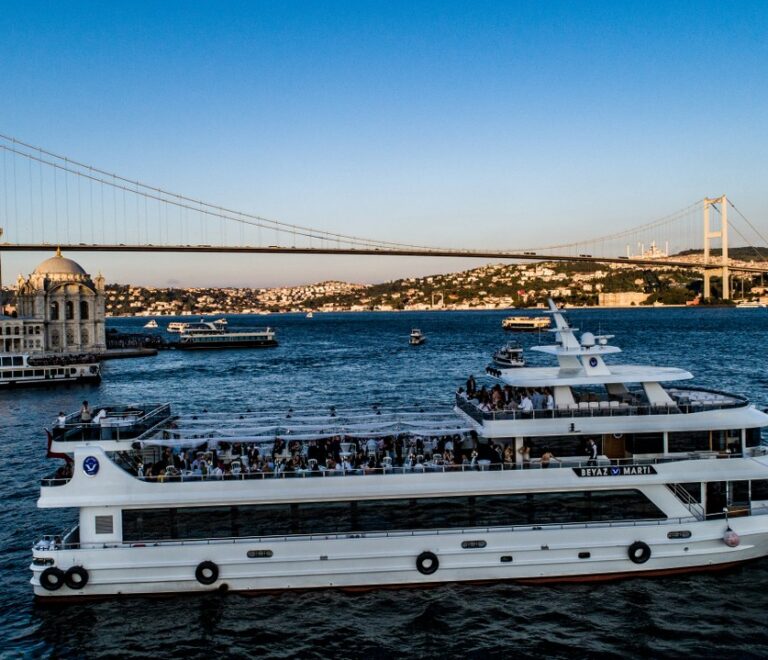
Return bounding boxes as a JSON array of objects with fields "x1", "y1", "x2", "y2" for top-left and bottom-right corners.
[
  {"x1": 409, "y1": 329, "x2": 426, "y2": 345},
  {"x1": 167, "y1": 322, "x2": 189, "y2": 333},
  {"x1": 143, "y1": 320, "x2": 158, "y2": 329},
  {"x1": 501, "y1": 316, "x2": 550, "y2": 331},
  {"x1": 30, "y1": 300, "x2": 768, "y2": 599},
  {"x1": 491, "y1": 342, "x2": 525, "y2": 368}
]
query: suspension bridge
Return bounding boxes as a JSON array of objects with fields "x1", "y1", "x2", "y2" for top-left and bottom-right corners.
[{"x1": 2, "y1": 133, "x2": 768, "y2": 299}]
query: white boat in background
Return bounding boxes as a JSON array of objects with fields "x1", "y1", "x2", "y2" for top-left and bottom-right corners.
[
  {"x1": 167, "y1": 322, "x2": 189, "y2": 333},
  {"x1": 306, "y1": 311, "x2": 314, "y2": 319},
  {"x1": 409, "y1": 328, "x2": 426, "y2": 345},
  {"x1": 215, "y1": 318, "x2": 228, "y2": 325},
  {"x1": 177, "y1": 322, "x2": 277, "y2": 350},
  {"x1": 501, "y1": 316, "x2": 550, "y2": 331},
  {"x1": 490, "y1": 342, "x2": 525, "y2": 368},
  {"x1": 1, "y1": 353, "x2": 100, "y2": 387},
  {"x1": 143, "y1": 320, "x2": 158, "y2": 329},
  {"x1": 735, "y1": 301, "x2": 765, "y2": 308},
  {"x1": 29, "y1": 299, "x2": 768, "y2": 599}
]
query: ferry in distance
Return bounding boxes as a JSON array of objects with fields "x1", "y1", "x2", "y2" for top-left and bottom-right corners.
[
  {"x1": 166, "y1": 322, "x2": 188, "y2": 333},
  {"x1": 501, "y1": 316, "x2": 550, "y2": 331},
  {"x1": 1, "y1": 353, "x2": 100, "y2": 388},
  {"x1": 177, "y1": 321, "x2": 277, "y2": 350},
  {"x1": 30, "y1": 301, "x2": 768, "y2": 598}
]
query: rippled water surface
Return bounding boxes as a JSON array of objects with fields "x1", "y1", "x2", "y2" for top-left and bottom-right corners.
[{"x1": 4, "y1": 308, "x2": 768, "y2": 658}]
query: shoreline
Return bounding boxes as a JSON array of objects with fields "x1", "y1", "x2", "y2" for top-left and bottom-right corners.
[{"x1": 104, "y1": 303, "x2": 739, "y2": 319}]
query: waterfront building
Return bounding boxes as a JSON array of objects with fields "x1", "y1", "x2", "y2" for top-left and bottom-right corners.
[{"x1": 14, "y1": 249, "x2": 106, "y2": 354}]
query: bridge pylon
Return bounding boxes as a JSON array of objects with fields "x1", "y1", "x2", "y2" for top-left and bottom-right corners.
[{"x1": 703, "y1": 195, "x2": 729, "y2": 300}]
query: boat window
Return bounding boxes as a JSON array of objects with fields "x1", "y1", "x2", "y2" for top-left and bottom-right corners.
[
  {"x1": 668, "y1": 431, "x2": 710, "y2": 453},
  {"x1": 676, "y1": 483, "x2": 702, "y2": 502},
  {"x1": 751, "y1": 480, "x2": 768, "y2": 500},
  {"x1": 624, "y1": 433, "x2": 664, "y2": 454},
  {"x1": 526, "y1": 436, "x2": 592, "y2": 457},
  {"x1": 746, "y1": 428, "x2": 763, "y2": 448},
  {"x1": 12, "y1": 356, "x2": 22, "y2": 366},
  {"x1": 121, "y1": 490, "x2": 664, "y2": 542}
]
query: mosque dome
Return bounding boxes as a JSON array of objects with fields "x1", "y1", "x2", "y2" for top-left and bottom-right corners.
[{"x1": 32, "y1": 249, "x2": 87, "y2": 277}]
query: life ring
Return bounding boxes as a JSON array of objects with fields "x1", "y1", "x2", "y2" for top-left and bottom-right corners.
[
  {"x1": 64, "y1": 566, "x2": 89, "y2": 590},
  {"x1": 195, "y1": 560, "x2": 219, "y2": 585},
  {"x1": 40, "y1": 567, "x2": 65, "y2": 591},
  {"x1": 627, "y1": 541, "x2": 651, "y2": 564},
  {"x1": 416, "y1": 551, "x2": 439, "y2": 575}
]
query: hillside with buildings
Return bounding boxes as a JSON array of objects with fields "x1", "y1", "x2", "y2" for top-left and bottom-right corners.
[{"x1": 95, "y1": 257, "x2": 766, "y2": 316}]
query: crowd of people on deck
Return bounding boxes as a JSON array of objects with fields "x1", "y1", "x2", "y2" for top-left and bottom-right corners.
[
  {"x1": 28, "y1": 353, "x2": 99, "y2": 367},
  {"x1": 459, "y1": 374, "x2": 554, "y2": 413},
  {"x1": 132, "y1": 430, "x2": 540, "y2": 480}
]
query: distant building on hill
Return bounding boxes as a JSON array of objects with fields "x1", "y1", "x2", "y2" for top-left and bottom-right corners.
[{"x1": 598, "y1": 291, "x2": 648, "y2": 307}]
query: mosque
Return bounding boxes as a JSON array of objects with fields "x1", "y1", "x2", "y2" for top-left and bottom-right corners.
[{"x1": 0, "y1": 249, "x2": 106, "y2": 355}]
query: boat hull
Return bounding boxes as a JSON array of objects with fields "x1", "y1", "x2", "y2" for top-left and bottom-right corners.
[
  {"x1": 177, "y1": 340, "x2": 278, "y2": 350},
  {"x1": 31, "y1": 516, "x2": 768, "y2": 599}
]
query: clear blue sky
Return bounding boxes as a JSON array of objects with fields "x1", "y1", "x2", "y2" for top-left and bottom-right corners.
[{"x1": 1, "y1": 1, "x2": 767, "y2": 287}]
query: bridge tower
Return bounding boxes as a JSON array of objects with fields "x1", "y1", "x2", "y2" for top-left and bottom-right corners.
[{"x1": 703, "y1": 195, "x2": 729, "y2": 300}]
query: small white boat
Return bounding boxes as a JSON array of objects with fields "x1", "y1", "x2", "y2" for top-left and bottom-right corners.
[
  {"x1": 214, "y1": 318, "x2": 228, "y2": 325},
  {"x1": 409, "y1": 329, "x2": 426, "y2": 345},
  {"x1": 143, "y1": 320, "x2": 158, "y2": 329},
  {"x1": 306, "y1": 312, "x2": 314, "y2": 319},
  {"x1": 491, "y1": 342, "x2": 525, "y2": 368},
  {"x1": 167, "y1": 322, "x2": 189, "y2": 333},
  {"x1": 735, "y1": 301, "x2": 765, "y2": 308}
]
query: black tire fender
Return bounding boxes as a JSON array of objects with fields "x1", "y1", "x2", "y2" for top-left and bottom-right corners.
[
  {"x1": 40, "y1": 567, "x2": 65, "y2": 591},
  {"x1": 628, "y1": 541, "x2": 651, "y2": 564},
  {"x1": 416, "y1": 551, "x2": 439, "y2": 575},
  {"x1": 64, "y1": 565, "x2": 89, "y2": 590},
  {"x1": 195, "y1": 560, "x2": 219, "y2": 585}
]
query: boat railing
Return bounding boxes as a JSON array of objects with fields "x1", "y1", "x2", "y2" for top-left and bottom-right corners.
[
  {"x1": 105, "y1": 452, "x2": 739, "y2": 486},
  {"x1": 52, "y1": 403, "x2": 172, "y2": 442},
  {"x1": 32, "y1": 515, "x2": 702, "y2": 552},
  {"x1": 665, "y1": 483, "x2": 706, "y2": 520},
  {"x1": 455, "y1": 390, "x2": 750, "y2": 423}
]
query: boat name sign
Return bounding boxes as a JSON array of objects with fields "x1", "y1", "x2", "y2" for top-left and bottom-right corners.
[{"x1": 573, "y1": 465, "x2": 657, "y2": 477}]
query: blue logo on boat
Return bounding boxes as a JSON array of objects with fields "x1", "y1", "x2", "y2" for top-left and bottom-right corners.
[
  {"x1": 83, "y1": 456, "x2": 100, "y2": 476},
  {"x1": 589, "y1": 357, "x2": 598, "y2": 368},
  {"x1": 610, "y1": 466, "x2": 621, "y2": 476}
]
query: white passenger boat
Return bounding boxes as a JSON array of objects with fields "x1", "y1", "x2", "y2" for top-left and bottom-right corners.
[
  {"x1": 1, "y1": 353, "x2": 100, "y2": 387},
  {"x1": 166, "y1": 322, "x2": 189, "y2": 333},
  {"x1": 491, "y1": 342, "x2": 524, "y2": 368},
  {"x1": 177, "y1": 321, "x2": 277, "y2": 350},
  {"x1": 409, "y1": 328, "x2": 426, "y2": 345},
  {"x1": 30, "y1": 301, "x2": 768, "y2": 599},
  {"x1": 143, "y1": 320, "x2": 158, "y2": 329},
  {"x1": 501, "y1": 316, "x2": 550, "y2": 331},
  {"x1": 735, "y1": 301, "x2": 765, "y2": 309}
]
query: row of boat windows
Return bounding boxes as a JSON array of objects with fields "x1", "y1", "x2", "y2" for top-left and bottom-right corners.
[
  {"x1": 120, "y1": 490, "x2": 665, "y2": 541},
  {"x1": 679, "y1": 480, "x2": 768, "y2": 503},
  {"x1": 524, "y1": 429, "x2": 759, "y2": 457},
  {"x1": 1, "y1": 368, "x2": 74, "y2": 379}
]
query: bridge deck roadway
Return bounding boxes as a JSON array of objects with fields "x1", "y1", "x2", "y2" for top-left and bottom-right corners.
[{"x1": 2, "y1": 243, "x2": 766, "y2": 273}]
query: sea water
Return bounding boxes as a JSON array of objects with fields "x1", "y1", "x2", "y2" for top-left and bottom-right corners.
[{"x1": 3, "y1": 307, "x2": 768, "y2": 658}]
